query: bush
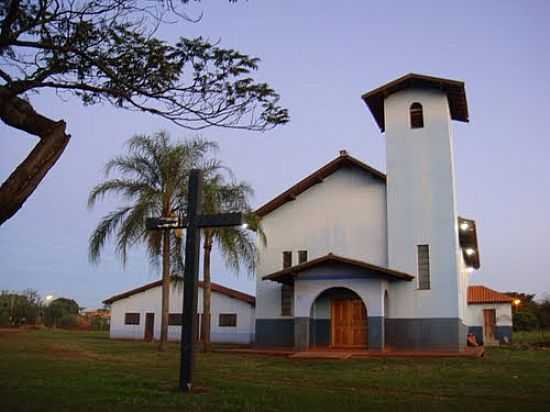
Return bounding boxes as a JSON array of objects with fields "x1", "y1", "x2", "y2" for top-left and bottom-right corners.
[
  {"x1": 0, "y1": 310, "x2": 10, "y2": 327},
  {"x1": 56, "y1": 313, "x2": 78, "y2": 329},
  {"x1": 91, "y1": 317, "x2": 109, "y2": 331},
  {"x1": 513, "y1": 311, "x2": 539, "y2": 331}
]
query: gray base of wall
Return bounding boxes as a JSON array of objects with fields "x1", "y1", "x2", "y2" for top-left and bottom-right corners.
[
  {"x1": 386, "y1": 318, "x2": 467, "y2": 351},
  {"x1": 310, "y1": 319, "x2": 330, "y2": 347},
  {"x1": 256, "y1": 317, "x2": 468, "y2": 351},
  {"x1": 468, "y1": 326, "x2": 512, "y2": 345},
  {"x1": 255, "y1": 319, "x2": 294, "y2": 347}
]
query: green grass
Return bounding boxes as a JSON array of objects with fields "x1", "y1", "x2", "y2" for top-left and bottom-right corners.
[{"x1": 1, "y1": 329, "x2": 550, "y2": 412}]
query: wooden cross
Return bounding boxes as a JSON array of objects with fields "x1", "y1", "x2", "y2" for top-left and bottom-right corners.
[{"x1": 146, "y1": 169, "x2": 247, "y2": 392}]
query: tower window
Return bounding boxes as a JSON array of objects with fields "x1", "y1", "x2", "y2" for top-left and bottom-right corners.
[
  {"x1": 298, "y1": 250, "x2": 308, "y2": 264},
  {"x1": 282, "y1": 251, "x2": 292, "y2": 269},
  {"x1": 410, "y1": 102, "x2": 424, "y2": 129},
  {"x1": 417, "y1": 245, "x2": 431, "y2": 290}
]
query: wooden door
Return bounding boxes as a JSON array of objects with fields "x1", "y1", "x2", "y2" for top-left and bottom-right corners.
[
  {"x1": 331, "y1": 298, "x2": 367, "y2": 348},
  {"x1": 483, "y1": 309, "x2": 496, "y2": 343},
  {"x1": 144, "y1": 313, "x2": 154, "y2": 341}
]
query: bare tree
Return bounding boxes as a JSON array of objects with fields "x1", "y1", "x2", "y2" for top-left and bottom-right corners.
[{"x1": 0, "y1": 0, "x2": 288, "y2": 225}]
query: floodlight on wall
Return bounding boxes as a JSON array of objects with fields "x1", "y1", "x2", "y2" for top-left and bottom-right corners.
[{"x1": 460, "y1": 222, "x2": 469, "y2": 231}]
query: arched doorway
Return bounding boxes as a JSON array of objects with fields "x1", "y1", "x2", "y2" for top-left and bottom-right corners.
[{"x1": 309, "y1": 287, "x2": 368, "y2": 349}]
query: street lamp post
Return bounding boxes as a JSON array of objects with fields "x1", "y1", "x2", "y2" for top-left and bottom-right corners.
[{"x1": 146, "y1": 169, "x2": 247, "y2": 393}]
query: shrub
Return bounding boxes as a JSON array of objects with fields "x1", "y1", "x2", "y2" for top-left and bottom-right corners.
[{"x1": 513, "y1": 311, "x2": 539, "y2": 331}]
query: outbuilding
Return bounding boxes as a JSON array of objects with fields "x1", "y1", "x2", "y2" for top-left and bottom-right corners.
[
  {"x1": 466, "y1": 285, "x2": 513, "y2": 345},
  {"x1": 103, "y1": 277, "x2": 255, "y2": 344}
]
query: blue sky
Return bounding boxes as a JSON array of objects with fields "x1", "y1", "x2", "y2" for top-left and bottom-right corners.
[{"x1": 1, "y1": 0, "x2": 549, "y2": 308}]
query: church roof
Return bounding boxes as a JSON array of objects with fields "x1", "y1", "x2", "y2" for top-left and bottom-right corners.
[
  {"x1": 468, "y1": 285, "x2": 513, "y2": 305},
  {"x1": 362, "y1": 73, "x2": 469, "y2": 132},
  {"x1": 103, "y1": 277, "x2": 255, "y2": 306},
  {"x1": 262, "y1": 253, "x2": 414, "y2": 284},
  {"x1": 255, "y1": 151, "x2": 386, "y2": 217}
]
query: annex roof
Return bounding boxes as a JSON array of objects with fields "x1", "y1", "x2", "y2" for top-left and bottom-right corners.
[
  {"x1": 103, "y1": 276, "x2": 255, "y2": 306},
  {"x1": 255, "y1": 151, "x2": 386, "y2": 217},
  {"x1": 468, "y1": 285, "x2": 513, "y2": 305},
  {"x1": 262, "y1": 253, "x2": 414, "y2": 284},
  {"x1": 361, "y1": 73, "x2": 469, "y2": 132}
]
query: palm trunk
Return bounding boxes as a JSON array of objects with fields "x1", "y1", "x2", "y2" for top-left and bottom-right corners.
[
  {"x1": 159, "y1": 228, "x2": 170, "y2": 351},
  {"x1": 201, "y1": 230, "x2": 213, "y2": 352}
]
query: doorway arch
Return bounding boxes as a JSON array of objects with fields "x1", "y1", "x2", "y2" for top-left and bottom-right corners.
[{"x1": 309, "y1": 287, "x2": 368, "y2": 349}]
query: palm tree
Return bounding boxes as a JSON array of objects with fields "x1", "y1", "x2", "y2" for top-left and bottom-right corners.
[
  {"x1": 88, "y1": 131, "x2": 217, "y2": 351},
  {"x1": 199, "y1": 172, "x2": 266, "y2": 352}
]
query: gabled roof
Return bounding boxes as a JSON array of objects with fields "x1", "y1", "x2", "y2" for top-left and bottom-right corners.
[
  {"x1": 262, "y1": 253, "x2": 414, "y2": 284},
  {"x1": 255, "y1": 151, "x2": 386, "y2": 217},
  {"x1": 103, "y1": 277, "x2": 255, "y2": 306},
  {"x1": 361, "y1": 73, "x2": 469, "y2": 132},
  {"x1": 468, "y1": 285, "x2": 513, "y2": 305}
]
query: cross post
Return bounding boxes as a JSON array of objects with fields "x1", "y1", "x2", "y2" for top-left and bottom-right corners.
[{"x1": 145, "y1": 168, "x2": 248, "y2": 393}]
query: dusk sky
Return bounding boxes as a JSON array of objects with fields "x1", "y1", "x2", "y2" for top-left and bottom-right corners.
[{"x1": 1, "y1": 0, "x2": 549, "y2": 308}]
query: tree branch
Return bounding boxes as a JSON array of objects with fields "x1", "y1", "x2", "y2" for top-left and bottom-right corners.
[{"x1": 0, "y1": 87, "x2": 70, "y2": 225}]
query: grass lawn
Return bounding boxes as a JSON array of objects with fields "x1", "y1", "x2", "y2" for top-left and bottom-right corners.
[{"x1": 1, "y1": 329, "x2": 549, "y2": 412}]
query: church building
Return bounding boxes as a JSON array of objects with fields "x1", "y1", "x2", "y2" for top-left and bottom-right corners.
[
  {"x1": 254, "y1": 73, "x2": 510, "y2": 351},
  {"x1": 103, "y1": 73, "x2": 513, "y2": 351}
]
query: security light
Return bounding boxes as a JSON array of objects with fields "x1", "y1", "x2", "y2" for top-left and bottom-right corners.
[{"x1": 460, "y1": 222, "x2": 469, "y2": 231}]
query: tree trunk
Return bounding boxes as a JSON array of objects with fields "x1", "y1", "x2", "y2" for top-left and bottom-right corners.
[
  {"x1": 201, "y1": 230, "x2": 213, "y2": 352},
  {"x1": 159, "y1": 228, "x2": 171, "y2": 351},
  {"x1": 0, "y1": 89, "x2": 70, "y2": 226}
]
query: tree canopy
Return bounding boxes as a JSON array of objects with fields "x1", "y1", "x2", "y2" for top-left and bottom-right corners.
[{"x1": 0, "y1": 0, "x2": 288, "y2": 225}]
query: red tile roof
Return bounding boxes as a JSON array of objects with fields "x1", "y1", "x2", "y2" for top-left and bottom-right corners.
[
  {"x1": 468, "y1": 285, "x2": 513, "y2": 305},
  {"x1": 103, "y1": 277, "x2": 255, "y2": 306}
]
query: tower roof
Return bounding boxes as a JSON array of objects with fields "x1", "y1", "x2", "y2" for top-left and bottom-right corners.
[{"x1": 361, "y1": 73, "x2": 469, "y2": 132}]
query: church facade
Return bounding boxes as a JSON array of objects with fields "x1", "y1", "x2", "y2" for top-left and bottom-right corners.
[{"x1": 254, "y1": 73, "x2": 490, "y2": 351}]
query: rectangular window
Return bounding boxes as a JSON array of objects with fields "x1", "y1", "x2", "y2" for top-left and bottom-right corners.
[
  {"x1": 168, "y1": 313, "x2": 183, "y2": 326},
  {"x1": 298, "y1": 250, "x2": 308, "y2": 264},
  {"x1": 417, "y1": 245, "x2": 431, "y2": 290},
  {"x1": 282, "y1": 251, "x2": 292, "y2": 268},
  {"x1": 124, "y1": 313, "x2": 140, "y2": 325},
  {"x1": 219, "y1": 313, "x2": 237, "y2": 327},
  {"x1": 281, "y1": 283, "x2": 294, "y2": 316}
]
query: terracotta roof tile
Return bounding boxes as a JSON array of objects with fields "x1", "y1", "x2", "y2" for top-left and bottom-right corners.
[{"x1": 468, "y1": 285, "x2": 513, "y2": 304}]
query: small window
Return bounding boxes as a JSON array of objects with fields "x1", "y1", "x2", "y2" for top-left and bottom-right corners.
[
  {"x1": 168, "y1": 313, "x2": 183, "y2": 326},
  {"x1": 298, "y1": 250, "x2": 308, "y2": 264},
  {"x1": 417, "y1": 245, "x2": 430, "y2": 290},
  {"x1": 282, "y1": 251, "x2": 292, "y2": 269},
  {"x1": 219, "y1": 313, "x2": 237, "y2": 327},
  {"x1": 281, "y1": 283, "x2": 294, "y2": 316},
  {"x1": 124, "y1": 313, "x2": 140, "y2": 325},
  {"x1": 410, "y1": 102, "x2": 424, "y2": 129}
]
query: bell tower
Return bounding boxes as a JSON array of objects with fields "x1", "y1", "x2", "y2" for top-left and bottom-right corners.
[{"x1": 363, "y1": 74, "x2": 470, "y2": 350}]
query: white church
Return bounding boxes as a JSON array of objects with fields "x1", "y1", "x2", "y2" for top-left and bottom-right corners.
[{"x1": 105, "y1": 73, "x2": 513, "y2": 351}]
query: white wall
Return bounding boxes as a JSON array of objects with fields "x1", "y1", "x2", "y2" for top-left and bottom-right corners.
[
  {"x1": 384, "y1": 88, "x2": 463, "y2": 320},
  {"x1": 465, "y1": 303, "x2": 513, "y2": 327},
  {"x1": 256, "y1": 167, "x2": 387, "y2": 319},
  {"x1": 109, "y1": 282, "x2": 255, "y2": 344},
  {"x1": 292, "y1": 266, "x2": 387, "y2": 318}
]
